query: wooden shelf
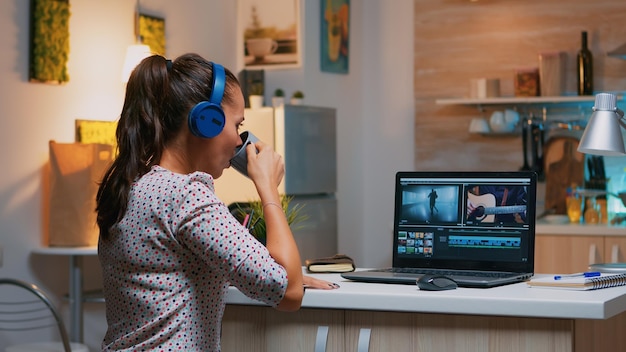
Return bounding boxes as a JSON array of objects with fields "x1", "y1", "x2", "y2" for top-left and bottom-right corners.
[{"x1": 435, "y1": 96, "x2": 598, "y2": 106}]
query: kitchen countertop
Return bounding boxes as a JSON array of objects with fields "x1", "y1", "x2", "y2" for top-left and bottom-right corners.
[
  {"x1": 536, "y1": 222, "x2": 626, "y2": 236},
  {"x1": 226, "y1": 272, "x2": 626, "y2": 320}
]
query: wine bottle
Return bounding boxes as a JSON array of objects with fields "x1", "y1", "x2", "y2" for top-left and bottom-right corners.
[{"x1": 577, "y1": 31, "x2": 593, "y2": 96}]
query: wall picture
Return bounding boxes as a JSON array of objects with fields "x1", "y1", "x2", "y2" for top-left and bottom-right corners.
[
  {"x1": 321, "y1": 0, "x2": 349, "y2": 74},
  {"x1": 238, "y1": 0, "x2": 301, "y2": 70},
  {"x1": 29, "y1": 0, "x2": 71, "y2": 83},
  {"x1": 139, "y1": 13, "x2": 166, "y2": 56}
]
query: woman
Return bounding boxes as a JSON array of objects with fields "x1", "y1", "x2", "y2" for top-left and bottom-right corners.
[{"x1": 96, "y1": 53, "x2": 337, "y2": 351}]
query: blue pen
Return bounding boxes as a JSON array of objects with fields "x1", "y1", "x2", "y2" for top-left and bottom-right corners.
[{"x1": 554, "y1": 271, "x2": 601, "y2": 280}]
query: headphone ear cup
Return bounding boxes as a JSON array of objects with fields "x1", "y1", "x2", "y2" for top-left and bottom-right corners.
[{"x1": 188, "y1": 101, "x2": 225, "y2": 138}]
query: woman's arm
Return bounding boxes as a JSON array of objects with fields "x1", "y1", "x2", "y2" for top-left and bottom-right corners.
[{"x1": 246, "y1": 141, "x2": 304, "y2": 311}]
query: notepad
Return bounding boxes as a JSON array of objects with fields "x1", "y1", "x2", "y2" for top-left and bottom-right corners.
[
  {"x1": 306, "y1": 254, "x2": 355, "y2": 273},
  {"x1": 527, "y1": 273, "x2": 626, "y2": 290}
]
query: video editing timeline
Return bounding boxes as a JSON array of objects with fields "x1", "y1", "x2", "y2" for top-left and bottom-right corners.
[
  {"x1": 396, "y1": 176, "x2": 531, "y2": 260},
  {"x1": 447, "y1": 235, "x2": 521, "y2": 248}
]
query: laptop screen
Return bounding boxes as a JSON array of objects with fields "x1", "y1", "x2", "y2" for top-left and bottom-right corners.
[{"x1": 392, "y1": 171, "x2": 537, "y2": 274}]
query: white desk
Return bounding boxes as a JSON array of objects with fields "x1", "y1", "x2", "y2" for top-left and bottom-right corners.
[
  {"x1": 222, "y1": 272, "x2": 626, "y2": 351},
  {"x1": 226, "y1": 272, "x2": 626, "y2": 319},
  {"x1": 32, "y1": 246, "x2": 98, "y2": 343}
]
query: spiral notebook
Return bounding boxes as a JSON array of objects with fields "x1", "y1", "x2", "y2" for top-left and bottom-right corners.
[{"x1": 527, "y1": 273, "x2": 626, "y2": 290}]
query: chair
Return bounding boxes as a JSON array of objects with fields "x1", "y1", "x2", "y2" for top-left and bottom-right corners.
[{"x1": 0, "y1": 278, "x2": 89, "y2": 352}]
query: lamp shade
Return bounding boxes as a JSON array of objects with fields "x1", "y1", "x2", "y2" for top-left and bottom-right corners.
[
  {"x1": 577, "y1": 93, "x2": 626, "y2": 156},
  {"x1": 121, "y1": 44, "x2": 151, "y2": 83}
]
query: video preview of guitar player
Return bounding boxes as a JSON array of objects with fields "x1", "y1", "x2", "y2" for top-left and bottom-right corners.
[{"x1": 399, "y1": 184, "x2": 529, "y2": 227}]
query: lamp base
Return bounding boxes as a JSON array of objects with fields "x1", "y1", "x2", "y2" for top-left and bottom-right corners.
[{"x1": 589, "y1": 263, "x2": 626, "y2": 273}]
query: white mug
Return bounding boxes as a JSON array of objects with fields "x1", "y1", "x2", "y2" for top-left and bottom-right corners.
[
  {"x1": 246, "y1": 38, "x2": 278, "y2": 60},
  {"x1": 469, "y1": 117, "x2": 490, "y2": 133}
]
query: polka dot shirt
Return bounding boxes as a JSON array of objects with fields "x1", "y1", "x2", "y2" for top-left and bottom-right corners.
[{"x1": 99, "y1": 165, "x2": 288, "y2": 351}]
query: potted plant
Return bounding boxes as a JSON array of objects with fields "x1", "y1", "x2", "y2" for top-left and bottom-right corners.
[
  {"x1": 272, "y1": 88, "x2": 285, "y2": 107},
  {"x1": 248, "y1": 82, "x2": 264, "y2": 109},
  {"x1": 291, "y1": 90, "x2": 304, "y2": 105},
  {"x1": 233, "y1": 195, "x2": 308, "y2": 245}
]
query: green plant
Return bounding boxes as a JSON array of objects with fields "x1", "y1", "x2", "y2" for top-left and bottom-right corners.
[
  {"x1": 249, "y1": 82, "x2": 264, "y2": 96},
  {"x1": 235, "y1": 195, "x2": 308, "y2": 243},
  {"x1": 292, "y1": 90, "x2": 304, "y2": 99},
  {"x1": 274, "y1": 88, "x2": 285, "y2": 97}
]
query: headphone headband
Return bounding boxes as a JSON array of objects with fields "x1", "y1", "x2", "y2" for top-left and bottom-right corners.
[
  {"x1": 187, "y1": 61, "x2": 227, "y2": 138},
  {"x1": 209, "y1": 62, "x2": 225, "y2": 105}
]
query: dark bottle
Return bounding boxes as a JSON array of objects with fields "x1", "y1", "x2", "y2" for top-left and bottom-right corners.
[{"x1": 577, "y1": 31, "x2": 593, "y2": 96}]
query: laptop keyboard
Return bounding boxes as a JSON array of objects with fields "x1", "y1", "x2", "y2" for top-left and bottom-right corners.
[{"x1": 384, "y1": 267, "x2": 515, "y2": 278}]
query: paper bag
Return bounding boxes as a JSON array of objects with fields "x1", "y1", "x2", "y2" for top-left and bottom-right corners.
[{"x1": 48, "y1": 141, "x2": 113, "y2": 247}]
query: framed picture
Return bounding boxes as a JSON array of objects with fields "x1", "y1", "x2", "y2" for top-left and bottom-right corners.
[
  {"x1": 75, "y1": 119, "x2": 118, "y2": 157},
  {"x1": 321, "y1": 0, "x2": 350, "y2": 74},
  {"x1": 29, "y1": 0, "x2": 71, "y2": 84},
  {"x1": 238, "y1": 0, "x2": 301, "y2": 70},
  {"x1": 138, "y1": 13, "x2": 166, "y2": 56}
]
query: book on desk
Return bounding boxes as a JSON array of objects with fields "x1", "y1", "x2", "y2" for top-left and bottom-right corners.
[{"x1": 306, "y1": 254, "x2": 355, "y2": 273}]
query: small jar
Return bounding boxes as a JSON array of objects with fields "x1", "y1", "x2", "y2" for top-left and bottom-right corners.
[{"x1": 584, "y1": 198, "x2": 600, "y2": 224}]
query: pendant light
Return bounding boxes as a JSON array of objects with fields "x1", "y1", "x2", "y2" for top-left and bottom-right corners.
[{"x1": 121, "y1": 0, "x2": 151, "y2": 82}]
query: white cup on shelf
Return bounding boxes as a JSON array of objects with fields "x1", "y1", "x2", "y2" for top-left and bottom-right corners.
[{"x1": 469, "y1": 117, "x2": 490, "y2": 133}]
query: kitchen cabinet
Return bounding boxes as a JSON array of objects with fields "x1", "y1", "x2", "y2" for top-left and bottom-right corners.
[
  {"x1": 604, "y1": 236, "x2": 626, "y2": 263},
  {"x1": 344, "y1": 310, "x2": 573, "y2": 352},
  {"x1": 222, "y1": 305, "x2": 617, "y2": 352},
  {"x1": 535, "y1": 234, "x2": 604, "y2": 273},
  {"x1": 221, "y1": 305, "x2": 344, "y2": 351},
  {"x1": 535, "y1": 232, "x2": 626, "y2": 273},
  {"x1": 221, "y1": 271, "x2": 626, "y2": 352},
  {"x1": 222, "y1": 305, "x2": 575, "y2": 352}
]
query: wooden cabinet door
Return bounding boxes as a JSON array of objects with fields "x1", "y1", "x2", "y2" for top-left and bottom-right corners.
[
  {"x1": 222, "y1": 305, "x2": 344, "y2": 352},
  {"x1": 534, "y1": 235, "x2": 604, "y2": 273},
  {"x1": 345, "y1": 310, "x2": 572, "y2": 352},
  {"x1": 221, "y1": 305, "x2": 266, "y2": 351},
  {"x1": 604, "y1": 236, "x2": 626, "y2": 264}
]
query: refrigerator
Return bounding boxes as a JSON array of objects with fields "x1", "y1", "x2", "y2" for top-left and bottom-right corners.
[{"x1": 214, "y1": 105, "x2": 337, "y2": 264}]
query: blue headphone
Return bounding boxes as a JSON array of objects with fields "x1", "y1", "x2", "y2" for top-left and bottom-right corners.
[{"x1": 188, "y1": 62, "x2": 226, "y2": 138}]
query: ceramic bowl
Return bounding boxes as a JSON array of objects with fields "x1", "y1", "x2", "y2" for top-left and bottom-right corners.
[{"x1": 543, "y1": 214, "x2": 570, "y2": 224}]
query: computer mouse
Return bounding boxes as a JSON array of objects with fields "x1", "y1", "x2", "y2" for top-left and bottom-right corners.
[{"x1": 416, "y1": 275, "x2": 458, "y2": 291}]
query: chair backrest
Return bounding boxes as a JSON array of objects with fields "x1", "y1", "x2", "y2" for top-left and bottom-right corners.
[{"x1": 0, "y1": 278, "x2": 72, "y2": 352}]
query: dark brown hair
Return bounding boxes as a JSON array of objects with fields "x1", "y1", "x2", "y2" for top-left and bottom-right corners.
[{"x1": 96, "y1": 53, "x2": 240, "y2": 239}]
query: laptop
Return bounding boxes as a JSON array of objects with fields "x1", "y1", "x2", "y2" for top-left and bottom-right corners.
[{"x1": 341, "y1": 171, "x2": 537, "y2": 288}]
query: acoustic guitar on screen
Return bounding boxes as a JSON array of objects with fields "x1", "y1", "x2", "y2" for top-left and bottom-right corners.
[{"x1": 467, "y1": 193, "x2": 526, "y2": 223}]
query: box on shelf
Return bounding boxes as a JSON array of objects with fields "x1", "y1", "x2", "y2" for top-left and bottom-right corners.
[
  {"x1": 514, "y1": 67, "x2": 539, "y2": 97},
  {"x1": 538, "y1": 52, "x2": 566, "y2": 97}
]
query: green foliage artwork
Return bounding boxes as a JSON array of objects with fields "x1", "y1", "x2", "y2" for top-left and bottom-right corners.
[
  {"x1": 139, "y1": 14, "x2": 166, "y2": 56},
  {"x1": 29, "y1": 0, "x2": 71, "y2": 84}
]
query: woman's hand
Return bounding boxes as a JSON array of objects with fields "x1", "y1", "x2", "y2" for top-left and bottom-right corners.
[
  {"x1": 303, "y1": 275, "x2": 340, "y2": 290},
  {"x1": 246, "y1": 140, "x2": 284, "y2": 192}
]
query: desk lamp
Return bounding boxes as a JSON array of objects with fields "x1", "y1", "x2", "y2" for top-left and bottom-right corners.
[
  {"x1": 578, "y1": 92, "x2": 626, "y2": 272},
  {"x1": 577, "y1": 92, "x2": 626, "y2": 156}
]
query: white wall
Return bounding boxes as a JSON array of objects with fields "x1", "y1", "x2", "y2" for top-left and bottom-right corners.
[{"x1": 0, "y1": 0, "x2": 414, "y2": 349}]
